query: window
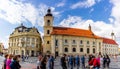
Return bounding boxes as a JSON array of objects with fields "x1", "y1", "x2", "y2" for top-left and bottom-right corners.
[
  {"x1": 64, "y1": 48, "x2": 68, "y2": 52},
  {"x1": 47, "y1": 41, "x2": 49, "y2": 44},
  {"x1": 55, "y1": 39, "x2": 58, "y2": 46},
  {"x1": 93, "y1": 48, "x2": 95, "y2": 53},
  {"x1": 72, "y1": 48, "x2": 76, "y2": 52},
  {"x1": 93, "y1": 41, "x2": 95, "y2": 44},
  {"x1": 99, "y1": 42, "x2": 101, "y2": 46},
  {"x1": 80, "y1": 40, "x2": 83, "y2": 44},
  {"x1": 87, "y1": 41, "x2": 89, "y2": 44},
  {"x1": 47, "y1": 20, "x2": 50, "y2": 26},
  {"x1": 80, "y1": 48, "x2": 83, "y2": 52},
  {"x1": 87, "y1": 48, "x2": 89, "y2": 54},
  {"x1": 65, "y1": 39, "x2": 68, "y2": 43},
  {"x1": 47, "y1": 30, "x2": 50, "y2": 34},
  {"x1": 32, "y1": 38, "x2": 35, "y2": 42},
  {"x1": 73, "y1": 40, "x2": 76, "y2": 44}
]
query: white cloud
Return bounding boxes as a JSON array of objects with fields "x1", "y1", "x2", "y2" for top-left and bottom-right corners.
[
  {"x1": 71, "y1": 0, "x2": 96, "y2": 9},
  {"x1": 59, "y1": 15, "x2": 120, "y2": 47},
  {"x1": 109, "y1": 18, "x2": 114, "y2": 23},
  {"x1": 0, "y1": 0, "x2": 60, "y2": 26},
  {"x1": 110, "y1": 0, "x2": 120, "y2": 26},
  {"x1": 89, "y1": 8, "x2": 94, "y2": 13},
  {"x1": 56, "y1": 0, "x2": 65, "y2": 7}
]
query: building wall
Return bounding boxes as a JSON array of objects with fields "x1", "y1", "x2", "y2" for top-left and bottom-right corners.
[
  {"x1": 102, "y1": 43, "x2": 119, "y2": 55},
  {"x1": 119, "y1": 48, "x2": 120, "y2": 55},
  {"x1": 8, "y1": 27, "x2": 42, "y2": 56},
  {"x1": 50, "y1": 35, "x2": 103, "y2": 56},
  {"x1": 0, "y1": 43, "x2": 4, "y2": 53}
]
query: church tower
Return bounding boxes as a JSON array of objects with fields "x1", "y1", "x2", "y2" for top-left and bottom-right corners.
[
  {"x1": 43, "y1": 8, "x2": 54, "y2": 54},
  {"x1": 111, "y1": 31, "x2": 115, "y2": 40}
]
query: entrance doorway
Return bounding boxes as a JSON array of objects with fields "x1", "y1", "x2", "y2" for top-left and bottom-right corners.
[
  {"x1": 55, "y1": 51, "x2": 59, "y2": 56},
  {"x1": 31, "y1": 50, "x2": 34, "y2": 56}
]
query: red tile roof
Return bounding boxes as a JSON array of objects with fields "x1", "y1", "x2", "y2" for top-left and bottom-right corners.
[
  {"x1": 103, "y1": 38, "x2": 118, "y2": 45},
  {"x1": 51, "y1": 27, "x2": 102, "y2": 39}
]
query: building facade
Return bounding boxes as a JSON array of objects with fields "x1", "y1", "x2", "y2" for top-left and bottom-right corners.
[
  {"x1": 8, "y1": 24, "x2": 42, "y2": 56},
  {"x1": 102, "y1": 38, "x2": 119, "y2": 55},
  {"x1": 43, "y1": 9, "x2": 104, "y2": 56},
  {"x1": 119, "y1": 48, "x2": 120, "y2": 55},
  {"x1": 0, "y1": 43, "x2": 4, "y2": 53}
]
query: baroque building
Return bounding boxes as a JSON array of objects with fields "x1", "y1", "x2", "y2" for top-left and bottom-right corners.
[
  {"x1": 8, "y1": 24, "x2": 42, "y2": 56},
  {"x1": 43, "y1": 9, "x2": 104, "y2": 56}
]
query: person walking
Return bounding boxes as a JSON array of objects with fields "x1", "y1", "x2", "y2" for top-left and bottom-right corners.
[
  {"x1": 46, "y1": 55, "x2": 51, "y2": 69},
  {"x1": 75, "y1": 55, "x2": 80, "y2": 69},
  {"x1": 69, "y1": 55, "x2": 73, "y2": 69},
  {"x1": 10, "y1": 55, "x2": 21, "y2": 69},
  {"x1": 51, "y1": 55, "x2": 54, "y2": 69},
  {"x1": 81, "y1": 55, "x2": 85, "y2": 69},
  {"x1": 61, "y1": 54, "x2": 67, "y2": 69},
  {"x1": 6, "y1": 54, "x2": 12, "y2": 69},
  {"x1": 40, "y1": 56, "x2": 47, "y2": 69},
  {"x1": 103, "y1": 55, "x2": 107, "y2": 68},
  {"x1": 106, "y1": 55, "x2": 110, "y2": 68},
  {"x1": 2, "y1": 54, "x2": 8, "y2": 69},
  {"x1": 37, "y1": 55, "x2": 42, "y2": 69}
]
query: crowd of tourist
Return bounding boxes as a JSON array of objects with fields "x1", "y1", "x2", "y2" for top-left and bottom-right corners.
[
  {"x1": 1, "y1": 53, "x2": 116, "y2": 69},
  {"x1": 35, "y1": 54, "x2": 111, "y2": 69},
  {"x1": 60, "y1": 54, "x2": 111, "y2": 69}
]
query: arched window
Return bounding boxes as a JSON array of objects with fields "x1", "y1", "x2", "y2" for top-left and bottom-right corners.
[
  {"x1": 64, "y1": 48, "x2": 68, "y2": 52},
  {"x1": 80, "y1": 40, "x2": 83, "y2": 44},
  {"x1": 87, "y1": 48, "x2": 89, "y2": 54},
  {"x1": 93, "y1": 48, "x2": 95, "y2": 53},
  {"x1": 47, "y1": 41, "x2": 49, "y2": 44},
  {"x1": 80, "y1": 48, "x2": 83, "y2": 52},
  {"x1": 47, "y1": 20, "x2": 50, "y2": 26},
  {"x1": 87, "y1": 41, "x2": 89, "y2": 44},
  {"x1": 47, "y1": 30, "x2": 50, "y2": 34},
  {"x1": 72, "y1": 48, "x2": 76, "y2": 52}
]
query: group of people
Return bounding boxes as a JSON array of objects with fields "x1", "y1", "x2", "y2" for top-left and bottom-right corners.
[
  {"x1": 60, "y1": 54, "x2": 111, "y2": 69},
  {"x1": 2, "y1": 54, "x2": 21, "y2": 69},
  {"x1": 36, "y1": 54, "x2": 54, "y2": 69},
  {"x1": 1, "y1": 53, "x2": 111, "y2": 69}
]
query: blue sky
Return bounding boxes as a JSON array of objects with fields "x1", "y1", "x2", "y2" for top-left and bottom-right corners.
[{"x1": 0, "y1": 0, "x2": 120, "y2": 48}]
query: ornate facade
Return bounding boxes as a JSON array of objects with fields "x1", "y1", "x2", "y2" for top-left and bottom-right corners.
[
  {"x1": 8, "y1": 24, "x2": 42, "y2": 56},
  {"x1": 43, "y1": 9, "x2": 104, "y2": 56}
]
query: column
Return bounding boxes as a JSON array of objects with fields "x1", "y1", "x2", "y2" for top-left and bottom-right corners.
[
  {"x1": 76, "y1": 37, "x2": 79, "y2": 54},
  {"x1": 69, "y1": 36, "x2": 72, "y2": 54},
  {"x1": 59, "y1": 36, "x2": 63, "y2": 56},
  {"x1": 51, "y1": 36, "x2": 55, "y2": 54}
]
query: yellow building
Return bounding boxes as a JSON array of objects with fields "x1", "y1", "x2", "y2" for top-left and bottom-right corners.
[
  {"x1": 43, "y1": 9, "x2": 103, "y2": 56},
  {"x1": 8, "y1": 24, "x2": 42, "y2": 56},
  {"x1": 0, "y1": 43, "x2": 4, "y2": 53},
  {"x1": 119, "y1": 48, "x2": 120, "y2": 55}
]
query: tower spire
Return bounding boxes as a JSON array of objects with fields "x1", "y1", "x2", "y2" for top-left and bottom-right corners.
[
  {"x1": 89, "y1": 24, "x2": 91, "y2": 31},
  {"x1": 46, "y1": 8, "x2": 52, "y2": 16},
  {"x1": 111, "y1": 31, "x2": 115, "y2": 40}
]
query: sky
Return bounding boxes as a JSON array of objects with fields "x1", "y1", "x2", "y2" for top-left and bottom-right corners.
[{"x1": 0, "y1": 0, "x2": 120, "y2": 48}]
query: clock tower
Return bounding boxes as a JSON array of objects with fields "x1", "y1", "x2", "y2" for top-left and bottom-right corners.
[{"x1": 43, "y1": 8, "x2": 54, "y2": 54}]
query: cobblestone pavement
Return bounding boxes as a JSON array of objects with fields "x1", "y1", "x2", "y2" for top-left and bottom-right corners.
[{"x1": 0, "y1": 56, "x2": 120, "y2": 69}]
